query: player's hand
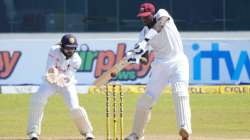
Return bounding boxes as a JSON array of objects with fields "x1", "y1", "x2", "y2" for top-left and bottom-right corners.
[
  {"x1": 134, "y1": 40, "x2": 147, "y2": 56},
  {"x1": 126, "y1": 50, "x2": 141, "y2": 64}
]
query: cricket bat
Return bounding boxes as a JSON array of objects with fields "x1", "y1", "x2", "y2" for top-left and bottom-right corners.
[
  {"x1": 94, "y1": 57, "x2": 130, "y2": 87},
  {"x1": 94, "y1": 54, "x2": 148, "y2": 87}
]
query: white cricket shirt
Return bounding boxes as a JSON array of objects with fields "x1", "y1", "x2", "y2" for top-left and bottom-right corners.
[
  {"x1": 138, "y1": 9, "x2": 185, "y2": 61},
  {"x1": 46, "y1": 45, "x2": 81, "y2": 81}
]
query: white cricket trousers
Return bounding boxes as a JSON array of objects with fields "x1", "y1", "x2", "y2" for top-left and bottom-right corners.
[
  {"x1": 27, "y1": 81, "x2": 93, "y2": 136},
  {"x1": 132, "y1": 55, "x2": 192, "y2": 137},
  {"x1": 147, "y1": 55, "x2": 192, "y2": 133}
]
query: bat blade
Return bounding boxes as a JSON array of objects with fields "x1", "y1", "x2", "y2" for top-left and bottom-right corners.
[{"x1": 94, "y1": 57, "x2": 130, "y2": 87}]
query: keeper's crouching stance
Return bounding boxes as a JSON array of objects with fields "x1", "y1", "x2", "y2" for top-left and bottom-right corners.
[
  {"x1": 27, "y1": 34, "x2": 94, "y2": 140},
  {"x1": 125, "y1": 3, "x2": 191, "y2": 140}
]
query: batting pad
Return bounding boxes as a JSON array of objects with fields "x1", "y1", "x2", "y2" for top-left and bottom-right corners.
[
  {"x1": 70, "y1": 107, "x2": 93, "y2": 135},
  {"x1": 132, "y1": 94, "x2": 154, "y2": 137},
  {"x1": 27, "y1": 101, "x2": 45, "y2": 136},
  {"x1": 172, "y1": 82, "x2": 192, "y2": 134}
]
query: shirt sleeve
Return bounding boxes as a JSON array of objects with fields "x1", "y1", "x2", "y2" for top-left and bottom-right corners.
[
  {"x1": 71, "y1": 54, "x2": 82, "y2": 72},
  {"x1": 154, "y1": 9, "x2": 171, "y2": 21},
  {"x1": 63, "y1": 54, "x2": 82, "y2": 77},
  {"x1": 46, "y1": 46, "x2": 58, "y2": 70},
  {"x1": 138, "y1": 27, "x2": 149, "y2": 42}
]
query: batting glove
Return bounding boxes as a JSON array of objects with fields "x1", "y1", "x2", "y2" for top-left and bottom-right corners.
[
  {"x1": 126, "y1": 50, "x2": 141, "y2": 64},
  {"x1": 133, "y1": 40, "x2": 148, "y2": 56}
]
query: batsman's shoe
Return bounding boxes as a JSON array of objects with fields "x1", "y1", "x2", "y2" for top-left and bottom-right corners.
[
  {"x1": 29, "y1": 133, "x2": 38, "y2": 140},
  {"x1": 179, "y1": 128, "x2": 189, "y2": 140},
  {"x1": 85, "y1": 132, "x2": 95, "y2": 140},
  {"x1": 124, "y1": 133, "x2": 144, "y2": 140}
]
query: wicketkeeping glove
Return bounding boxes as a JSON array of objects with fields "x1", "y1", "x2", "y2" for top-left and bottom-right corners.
[
  {"x1": 56, "y1": 74, "x2": 75, "y2": 87},
  {"x1": 46, "y1": 67, "x2": 59, "y2": 84},
  {"x1": 45, "y1": 67, "x2": 75, "y2": 87}
]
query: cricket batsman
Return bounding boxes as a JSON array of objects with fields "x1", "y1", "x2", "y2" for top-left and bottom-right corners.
[
  {"x1": 125, "y1": 3, "x2": 192, "y2": 140},
  {"x1": 27, "y1": 34, "x2": 94, "y2": 140}
]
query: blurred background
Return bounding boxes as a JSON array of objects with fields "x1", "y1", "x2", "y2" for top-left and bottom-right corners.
[
  {"x1": 0, "y1": 0, "x2": 250, "y2": 89},
  {"x1": 1, "y1": 0, "x2": 250, "y2": 33}
]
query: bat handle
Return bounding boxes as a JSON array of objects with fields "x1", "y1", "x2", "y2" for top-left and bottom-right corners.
[{"x1": 140, "y1": 57, "x2": 148, "y2": 64}]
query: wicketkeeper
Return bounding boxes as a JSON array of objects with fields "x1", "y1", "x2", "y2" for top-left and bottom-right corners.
[
  {"x1": 27, "y1": 34, "x2": 94, "y2": 140},
  {"x1": 125, "y1": 2, "x2": 192, "y2": 140}
]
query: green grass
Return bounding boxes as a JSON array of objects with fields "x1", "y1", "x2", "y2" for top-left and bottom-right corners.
[{"x1": 0, "y1": 93, "x2": 250, "y2": 138}]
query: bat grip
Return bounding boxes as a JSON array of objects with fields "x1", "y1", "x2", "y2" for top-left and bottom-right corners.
[{"x1": 140, "y1": 57, "x2": 148, "y2": 64}]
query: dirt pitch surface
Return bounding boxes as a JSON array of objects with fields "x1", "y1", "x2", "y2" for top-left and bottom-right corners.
[{"x1": 1, "y1": 135, "x2": 250, "y2": 140}]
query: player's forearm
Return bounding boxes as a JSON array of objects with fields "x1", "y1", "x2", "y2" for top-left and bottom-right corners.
[
  {"x1": 153, "y1": 16, "x2": 169, "y2": 32},
  {"x1": 144, "y1": 16, "x2": 169, "y2": 41}
]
